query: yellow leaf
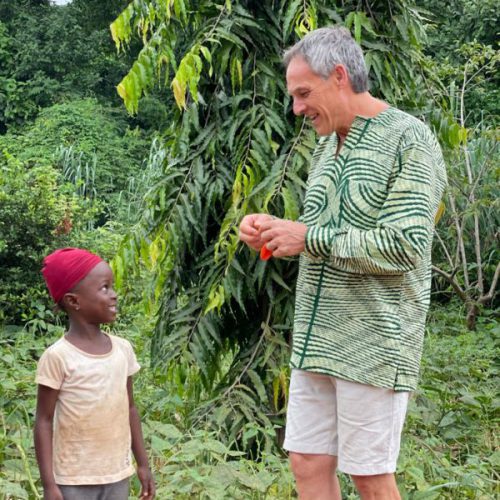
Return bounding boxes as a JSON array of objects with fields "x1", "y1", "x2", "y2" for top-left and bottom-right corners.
[
  {"x1": 236, "y1": 59, "x2": 242, "y2": 88},
  {"x1": 459, "y1": 127, "x2": 468, "y2": 145},
  {"x1": 171, "y1": 78, "x2": 186, "y2": 109},
  {"x1": 149, "y1": 239, "x2": 159, "y2": 267},
  {"x1": 110, "y1": 22, "x2": 120, "y2": 50},
  {"x1": 204, "y1": 284, "x2": 225, "y2": 314},
  {"x1": 435, "y1": 201, "x2": 445, "y2": 224},
  {"x1": 117, "y1": 82, "x2": 127, "y2": 100}
]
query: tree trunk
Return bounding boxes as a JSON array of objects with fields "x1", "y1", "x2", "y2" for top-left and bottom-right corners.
[{"x1": 466, "y1": 302, "x2": 478, "y2": 331}]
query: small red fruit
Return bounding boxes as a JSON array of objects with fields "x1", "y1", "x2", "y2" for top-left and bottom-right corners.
[{"x1": 260, "y1": 246, "x2": 273, "y2": 261}]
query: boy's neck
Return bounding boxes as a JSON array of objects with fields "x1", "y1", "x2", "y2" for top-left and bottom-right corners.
[
  {"x1": 67, "y1": 320, "x2": 102, "y2": 337},
  {"x1": 65, "y1": 322, "x2": 111, "y2": 355}
]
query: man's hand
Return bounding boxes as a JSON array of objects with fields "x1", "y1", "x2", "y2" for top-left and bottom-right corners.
[
  {"x1": 257, "y1": 218, "x2": 307, "y2": 258},
  {"x1": 137, "y1": 465, "x2": 155, "y2": 498},
  {"x1": 238, "y1": 214, "x2": 274, "y2": 251},
  {"x1": 43, "y1": 484, "x2": 63, "y2": 500}
]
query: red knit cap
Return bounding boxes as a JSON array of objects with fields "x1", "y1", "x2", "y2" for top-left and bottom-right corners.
[{"x1": 42, "y1": 248, "x2": 103, "y2": 303}]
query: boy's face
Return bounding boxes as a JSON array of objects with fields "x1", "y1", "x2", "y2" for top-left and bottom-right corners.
[{"x1": 71, "y1": 262, "x2": 117, "y2": 323}]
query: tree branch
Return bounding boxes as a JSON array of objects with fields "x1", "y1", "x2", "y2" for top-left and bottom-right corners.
[
  {"x1": 478, "y1": 261, "x2": 500, "y2": 304},
  {"x1": 460, "y1": 64, "x2": 484, "y2": 295},
  {"x1": 435, "y1": 230, "x2": 455, "y2": 270},
  {"x1": 448, "y1": 192, "x2": 469, "y2": 288},
  {"x1": 432, "y1": 265, "x2": 468, "y2": 303}
]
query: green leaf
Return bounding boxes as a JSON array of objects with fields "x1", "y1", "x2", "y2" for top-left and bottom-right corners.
[{"x1": 247, "y1": 369, "x2": 268, "y2": 402}]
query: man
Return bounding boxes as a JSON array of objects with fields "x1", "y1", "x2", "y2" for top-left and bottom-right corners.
[{"x1": 239, "y1": 27, "x2": 447, "y2": 499}]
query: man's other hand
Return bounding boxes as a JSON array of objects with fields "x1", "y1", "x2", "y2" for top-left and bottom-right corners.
[{"x1": 258, "y1": 218, "x2": 307, "y2": 258}]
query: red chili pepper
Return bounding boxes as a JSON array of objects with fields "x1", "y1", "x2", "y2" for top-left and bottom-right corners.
[{"x1": 260, "y1": 245, "x2": 273, "y2": 261}]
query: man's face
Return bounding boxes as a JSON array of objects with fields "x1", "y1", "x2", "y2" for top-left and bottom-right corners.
[{"x1": 286, "y1": 56, "x2": 340, "y2": 136}]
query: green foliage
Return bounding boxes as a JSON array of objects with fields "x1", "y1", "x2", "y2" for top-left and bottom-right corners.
[
  {"x1": 420, "y1": 0, "x2": 499, "y2": 126},
  {"x1": 111, "y1": 0, "x2": 444, "y2": 448},
  {"x1": 0, "y1": 91, "x2": 156, "y2": 325},
  {"x1": 0, "y1": 0, "x2": 136, "y2": 131},
  {"x1": 0, "y1": 325, "x2": 53, "y2": 499},
  {"x1": 427, "y1": 41, "x2": 499, "y2": 327},
  {"x1": 420, "y1": 0, "x2": 498, "y2": 55},
  {"x1": 426, "y1": 42, "x2": 499, "y2": 127},
  {"x1": 139, "y1": 423, "x2": 295, "y2": 498},
  {"x1": 133, "y1": 95, "x2": 171, "y2": 131},
  {"x1": 0, "y1": 98, "x2": 150, "y2": 211},
  {"x1": 1, "y1": 307, "x2": 497, "y2": 498},
  {"x1": 0, "y1": 151, "x2": 76, "y2": 325},
  {"x1": 0, "y1": 98, "x2": 150, "y2": 325},
  {"x1": 399, "y1": 306, "x2": 499, "y2": 498},
  {"x1": 434, "y1": 127, "x2": 499, "y2": 295}
]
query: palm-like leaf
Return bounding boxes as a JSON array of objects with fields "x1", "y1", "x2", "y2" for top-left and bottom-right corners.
[{"x1": 112, "y1": 0, "x2": 432, "y2": 450}]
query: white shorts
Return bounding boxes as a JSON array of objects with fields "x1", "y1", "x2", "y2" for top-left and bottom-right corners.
[{"x1": 283, "y1": 369, "x2": 409, "y2": 476}]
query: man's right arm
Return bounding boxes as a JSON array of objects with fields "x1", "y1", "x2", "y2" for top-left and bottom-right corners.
[{"x1": 34, "y1": 384, "x2": 63, "y2": 500}]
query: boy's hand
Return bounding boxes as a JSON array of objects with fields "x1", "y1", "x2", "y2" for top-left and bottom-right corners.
[
  {"x1": 43, "y1": 484, "x2": 63, "y2": 500},
  {"x1": 137, "y1": 465, "x2": 155, "y2": 498}
]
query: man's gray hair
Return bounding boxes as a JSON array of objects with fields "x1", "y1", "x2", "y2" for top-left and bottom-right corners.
[{"x1": 283, "y1": 26, "x2": 369, "y2": 93}]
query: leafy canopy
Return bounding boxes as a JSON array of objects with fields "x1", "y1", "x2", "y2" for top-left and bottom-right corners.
[{"x1": 112, "y1": 0, "x2": 441, "y2": 442}]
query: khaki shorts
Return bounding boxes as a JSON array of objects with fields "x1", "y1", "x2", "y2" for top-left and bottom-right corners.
[{"x1": 283, "y1": 369, "x2": 409, "y2": 476}]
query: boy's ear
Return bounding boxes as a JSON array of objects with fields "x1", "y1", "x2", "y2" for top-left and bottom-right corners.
[{"x1": 62, "y1": 293, "x2": 80, "y2": 311}]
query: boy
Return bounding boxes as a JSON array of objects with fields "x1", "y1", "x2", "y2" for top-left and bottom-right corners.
[{"x1": 34, "y1": 247, "x2": 155, "y2": 500}]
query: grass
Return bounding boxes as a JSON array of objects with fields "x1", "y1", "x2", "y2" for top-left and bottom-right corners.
[{"x1": 0, "y1": 304, "x2": 498, "y2": 498}]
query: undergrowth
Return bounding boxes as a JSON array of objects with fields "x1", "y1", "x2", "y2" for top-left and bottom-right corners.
[{"x1": 0, "y1": 305, "x2": 497, "y2": 498}]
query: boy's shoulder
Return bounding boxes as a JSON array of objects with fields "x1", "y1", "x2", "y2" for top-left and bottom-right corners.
[
  {"x1": 109, "y1": 334, "x2": 136, "y2": 353},
  {"x1": 108, "y1": 334, "x2": 141, "y2": 376},
  {"x1": 40, "y1": 336, "x2": 67, "y2": 358}
]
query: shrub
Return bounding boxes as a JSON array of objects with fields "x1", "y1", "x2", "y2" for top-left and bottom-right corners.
[{"x1": 0, "y1": 150, "x2": 83, "y2": 325}]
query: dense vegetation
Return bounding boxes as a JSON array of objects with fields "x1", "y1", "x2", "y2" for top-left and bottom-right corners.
[{"x1": 0, "y1": 0, "x2": 498, "y2": 498}]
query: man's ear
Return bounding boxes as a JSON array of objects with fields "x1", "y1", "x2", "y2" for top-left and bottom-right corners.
[
  {"x1": 62, "y1": 293, "x2": 80, "y2": 311},
  {"x1": 331, "y1": 64, "x2": 350, "y2": 88}
]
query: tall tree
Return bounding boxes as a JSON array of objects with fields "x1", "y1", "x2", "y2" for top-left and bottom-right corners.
[
  {"x1": 0, "y1": 0, "x2": 136, "y2": 131},
  {"x1": 112, "y1": 0, "x2": 436, "y2": 446}
]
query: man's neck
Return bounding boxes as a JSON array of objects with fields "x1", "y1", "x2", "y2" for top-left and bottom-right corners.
[
  {"x1": 337, "y1": 93, "x2": 389, "y2": 141},
  {"x1": 351, "y1": 92, "x2": 389, "y2": 118}
]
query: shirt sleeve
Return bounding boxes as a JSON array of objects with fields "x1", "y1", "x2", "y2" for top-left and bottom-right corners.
[
  {"x1": 304, "y1": 126, "x2": 446, "y2": 275},
  {"x1": 35, "y1": 348, "x2": 65, "y2": 390},
  {"x1": 123, "y1": 339, "x2": 140, "y2": 377}
]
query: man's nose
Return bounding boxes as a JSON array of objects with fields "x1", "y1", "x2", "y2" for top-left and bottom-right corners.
[{"x1": 293, "y1": 98, "x2": 306, "y2": 116}]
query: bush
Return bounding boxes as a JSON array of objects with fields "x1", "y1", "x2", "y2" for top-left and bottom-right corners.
[
  {"x1": 0, "y1": 147, "x2": 112, "y2": 326},
  {"x1": 0, "y1": 150, "x2": 74, "y2": 324},
  {"x1": 0, "y1": 99, "x2": 150, "y2": 201}
]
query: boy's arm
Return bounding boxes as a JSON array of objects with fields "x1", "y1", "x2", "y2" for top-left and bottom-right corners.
[
  {"x1": 34, "y1": 384, "x2": 63, "y2": 500},
  {"x1": 127, "y1": 376, "x2": 155, "y2": 499}
]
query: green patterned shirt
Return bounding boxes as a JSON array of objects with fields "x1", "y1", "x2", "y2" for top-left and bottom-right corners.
[{"x1": 292, "y1": 107, "x2": 447, "y2": 391}]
